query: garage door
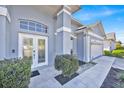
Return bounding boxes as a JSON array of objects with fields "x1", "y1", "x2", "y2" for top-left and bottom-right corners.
[{"x1": 91, "y1": 44, "x2": 103, "y2": 59}]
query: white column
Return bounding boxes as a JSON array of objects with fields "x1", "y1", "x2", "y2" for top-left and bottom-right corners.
[
  {"x1": 0, "y1": 6, "x2": 11, "y2": 60},
  {"x1": 84, "y1": 35, "x2": 91, "y2": 62},
  {"x1": 56, "y1": 5, "x2": 72, "y2": 55}
]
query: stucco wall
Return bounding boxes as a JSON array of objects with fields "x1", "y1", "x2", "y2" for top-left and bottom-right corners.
[
  {"x1": 76, "y1": 33, "x2": 84, "y2": 61},
  {"x1": 0, "y1": 16, "x2": 6, "y2": 60},
  {"x1": 104, "y1": 40, "x2": 116, "y2": 51},
  {"x1": 111, "y1": 41, "x2": 116, "y2": 50},
  {"x1": 103, "y1": 40, "x2": 111, "y2": 51}
]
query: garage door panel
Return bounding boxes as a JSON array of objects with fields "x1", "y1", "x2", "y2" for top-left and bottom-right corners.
[{"x1": 91, "y1": 44, "x2": 103, "y2": 59}]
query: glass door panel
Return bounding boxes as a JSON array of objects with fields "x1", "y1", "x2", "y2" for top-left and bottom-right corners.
[
  {"x1": 38, "y1": 39, "x2": 45, "y2": 63},
  {"x1": 23, "y1": 37, "x2": 33, "y2": 60}
]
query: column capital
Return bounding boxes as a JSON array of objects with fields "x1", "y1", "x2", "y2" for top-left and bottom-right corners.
[
  {"x1": 57, "y1": 6, "x2": 71, "y2": 16},
  {"x1": 56, "y1": 27, "x2": 71, "y2": 33},
  {"x1": 0, "y1": 6, "x2": 11, "y2": 22}
]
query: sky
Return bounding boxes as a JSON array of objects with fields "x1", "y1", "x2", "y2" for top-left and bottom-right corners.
[{"x1": 73, "y1": 5, "x2": 124, "y2": 43}]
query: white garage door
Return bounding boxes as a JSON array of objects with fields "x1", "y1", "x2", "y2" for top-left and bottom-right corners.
[{"x1": 91, "y1": 44, "x2": 103, "y2": 59}]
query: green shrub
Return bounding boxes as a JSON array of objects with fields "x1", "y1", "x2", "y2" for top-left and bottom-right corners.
[
  {"x1": 112, "y1": 52, "x2": 122, "y2": 58},
  {"x1": 55, "y1": 54, "x2": 79, "y2": 78},
  {"x1": 0, "y1": 58, "x2": 32, "y2": 88},
  {"x1": 120, "y1": 74, "x2": 124, "y2": 81},
  {"x1": 116, "y1": 46, "x2": 124, "y2": 50},
  {"x1": 112, "y1": 50, "x2": 124, "y2": 58},
  {"x1": 104, "y1": 50, "x2": 112, "y2": 56}
]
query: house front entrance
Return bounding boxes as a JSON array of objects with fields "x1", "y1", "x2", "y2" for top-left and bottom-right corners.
[{"x1": 18, "y1": 33, "x2": 48, "y2": 69}]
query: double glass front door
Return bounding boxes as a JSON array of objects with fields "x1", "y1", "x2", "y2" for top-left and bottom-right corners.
[{"x1": 18, "y1": 33, "x2": 48, "y2": 68}]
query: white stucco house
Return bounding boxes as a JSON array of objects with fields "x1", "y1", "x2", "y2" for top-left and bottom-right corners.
[
  {"x1": 104, "y1": 32, "x2": 116, "y2": 51},
  {"x1": 0, "y1": 5, "x2": 106, "y2": 70}
]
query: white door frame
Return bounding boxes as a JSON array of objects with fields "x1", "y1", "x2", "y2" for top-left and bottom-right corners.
[{"x1": 18, "y1": 33, "x2": 48, "y2": 69}]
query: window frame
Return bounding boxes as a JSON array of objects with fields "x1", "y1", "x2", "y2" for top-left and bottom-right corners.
[{"x1": 19, "y1": 19, "x2": 48, "y2": 33}]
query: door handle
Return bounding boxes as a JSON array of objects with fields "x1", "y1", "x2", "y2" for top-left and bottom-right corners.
[
  {"x1": 33, "y1": 54, "x2": 35, "y2": 59},
  {"x1": 33, "y1": 50, "x2": 35, "y2": 59}
]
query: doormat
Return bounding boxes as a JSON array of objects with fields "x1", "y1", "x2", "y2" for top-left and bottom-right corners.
[
  {"x1": 31, "y1": 70, "x2": 40, "y2": 77},
  {"x1": 55, "y1": 73, "x2": 79, "y2": 85}
]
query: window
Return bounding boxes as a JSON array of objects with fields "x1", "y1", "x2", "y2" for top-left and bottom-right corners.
[{"x1": 19, "y1": 19, "x2": 47, "y2": 33}]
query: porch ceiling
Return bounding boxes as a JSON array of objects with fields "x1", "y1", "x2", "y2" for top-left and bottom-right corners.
[{"x1": 33, "y1": 5, "x2": 80, "y2": 16}]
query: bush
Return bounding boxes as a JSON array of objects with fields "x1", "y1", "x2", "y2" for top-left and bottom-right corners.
[
  {"x1": 104, "y1": 50, "x2": 112, "y2": 56},
  {"x1": 55, "y1": 54, "x2": 79, "y2": 78},
  {"x1": 112, "y1": 52, "x2": 122, "y2": 58},
  {"x1": 0, "y1": 58, "x2": 32, "y2": 88},
  {"x1": 120, "y1": 74, "x2": 124, "y2": 81},
  {"x1": 116, "y1": 47, "x2": 124, "y2": 50},
  {"x1": 112, "y1": 50, "x2": 124, "y2": 58}
]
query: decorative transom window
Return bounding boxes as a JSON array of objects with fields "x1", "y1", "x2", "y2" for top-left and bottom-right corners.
[{"x1": 19, "y1": 19, "x2": 48, "y2": 33}]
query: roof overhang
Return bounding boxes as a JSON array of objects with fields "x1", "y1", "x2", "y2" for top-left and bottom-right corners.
[
  {"x1": 74, "y1": 22, "x2": 106, "y2": 40},
  {"x1": 106, "y1": 32, "x2": 116, "y2": 41},
  {"x1": 75, "y1": 21, "x2": 106, "y2": 37},
  {"x1": 88, "y1": 21, "x2": 106, "y2": 37},
  {"x1": 33, "y1": 5, "x2": 80, "y2": 17},
  {"x1": 68, "y1": 5, "x2": 80, "y2": 14},
  {"x1": 71, "y1": 17, "x2": 83, "y2": 27}
]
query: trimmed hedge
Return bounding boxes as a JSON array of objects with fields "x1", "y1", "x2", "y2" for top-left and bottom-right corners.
[
  {"x1": 55, "y1": 54, "x2": 79, "y2": 78},
  {"x1": 116, "y1": 47, "x2": 124, "y2": 50},
  {"x1": 0, "y1": 58, "x2": 32, "y2": 88},
  {"x1": 112, "y1": 50, "x2": 124, "y2": 58},
  {"x1": 104, "y1": 50, "x2": 124, "y2": 58},
  {"x1": 104, "y1": 50, "x2": 112, "y2": 56}
]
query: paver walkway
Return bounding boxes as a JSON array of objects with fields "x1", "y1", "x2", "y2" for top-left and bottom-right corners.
[
  {"x1": 29, "y1": 66, "x2": 62, "y2": 88},
  {"x1": 112, "y1": 58, "x2": 124, "y2": 70},
  {"x1": 29, "y1": 56, "x2": 115, "y2": 88}
]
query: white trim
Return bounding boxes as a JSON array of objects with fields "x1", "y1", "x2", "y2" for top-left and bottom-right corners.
[
  {"x1": 74, "y1": 29, "x2": 104, "y2": 40},
  {"x1": 57, "y1": 9, "x2": 71, "y2": 16},
  {"x1": 0, "y1": 7, "x2": 7, "y2": 16},
  {"x1": 70, "y1": 34, "x2": 77, "y2": 39},
  {"x1": 86, "y1": 36, "x2": 91, "y2": 62},
  {"x1": 64, "y1": 5, "x2": 71, "y2": 10},
  {"x1": 56, "y1": 27, "x2": 71, "y2": 33},
  {"x1": 0, "y1": 7, "x2": 11, "y2": 22},
  {"x1": 18, "y1": 33, "x2": 48, "y2": 69},
  {"x1": 88, "y1": 32, "x2": 104, "y2": 40},
  {"x1": 91, "y1": 39, "x2": 103, "y2": 45}
]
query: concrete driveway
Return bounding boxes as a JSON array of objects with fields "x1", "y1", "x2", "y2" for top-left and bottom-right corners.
[
  {"x1": 29, "y1": 56, "x2": 116, "y2": 88},
  {"x1": 112, "y1": 58, "x2": 124, "y2": 70}
]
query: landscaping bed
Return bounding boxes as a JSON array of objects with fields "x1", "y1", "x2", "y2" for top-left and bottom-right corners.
[
  {"x1": 55, "y1": 73, "x2": 79, "y2": 85},
  {"x1": 101, "y1": 67, "x2": 124, "y2": 88}
]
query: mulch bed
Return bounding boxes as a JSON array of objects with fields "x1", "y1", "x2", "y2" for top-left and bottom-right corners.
[
  {"x1": 55, "y1": 73, "x2": 79, "y2": 85},
  {"x1": 101, "y1": 67, "x2": 124, "y2": 88}
]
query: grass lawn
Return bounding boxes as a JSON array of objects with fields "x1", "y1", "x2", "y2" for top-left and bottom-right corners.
[{"x1": 112, "y1": 49, "x2": 124, "y2": 58}]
